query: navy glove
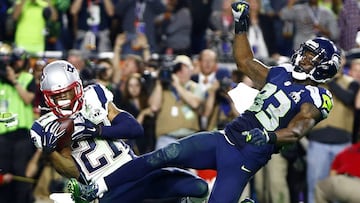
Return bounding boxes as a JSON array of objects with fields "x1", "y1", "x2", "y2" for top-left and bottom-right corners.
[
  {"x1": 231, "y1": 1, "x2": 250, "y2": 34},
  {"x1": 42, "y1": 121, "x2": 65, "y2": 154},
  {"x1": 242, "y1": 128, "x2": 277, "y2": 146},
  {"x1": 73, "y1": 119, "x2": 101, "y2": 141}
]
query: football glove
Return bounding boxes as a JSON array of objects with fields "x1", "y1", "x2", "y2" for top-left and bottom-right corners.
[
  {"x1": 231, "y1": 1, "x2": 250, "y2": 34},
  {"x1": 242, "y1": 128, "x2": 277, "y2": 146},
  {"x1": 72, "y1": 119, "x2": 101, "y2": 141},
  {"x1": 42, "y1": 121, "x2": 66, "y2": 154}
]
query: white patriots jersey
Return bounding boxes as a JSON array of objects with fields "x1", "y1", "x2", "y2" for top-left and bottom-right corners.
[{"x1": 30, "y1": 84, "x2": 134, "y2": 184}]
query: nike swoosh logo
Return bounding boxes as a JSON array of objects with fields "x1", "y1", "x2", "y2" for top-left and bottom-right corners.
[
  {"x1": 88, "y1": 127, "x2": 96, "y2": 132},
  {"x1": 241, "y1": 165, "x2": 251, "y2": 173}
]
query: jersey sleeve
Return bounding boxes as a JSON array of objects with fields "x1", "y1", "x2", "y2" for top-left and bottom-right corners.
[
  {"x1": 266, "y1": 66, "x2": 291, "y2": 83},
  {"x1": 81, "y1": 84, "x2": 114, "y2": 125},
  {"x1": 306, "y1": 86, "x2": 333, "y2": 120},
  {"x1": 267, "y1": 67, "x2": 282, "y2": 82}
]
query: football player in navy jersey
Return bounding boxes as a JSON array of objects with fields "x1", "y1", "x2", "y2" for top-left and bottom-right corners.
[
  {"x1": 29, "y1": 60, "x2": 208, "y2": 203},
  {"x1": 68, "y1": 1, "x2": 341, "y2": 203}
]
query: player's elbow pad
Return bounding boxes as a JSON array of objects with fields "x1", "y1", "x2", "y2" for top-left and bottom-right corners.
[{"x1": 100, "y1": 111, "x2": 144, "y2": 139}]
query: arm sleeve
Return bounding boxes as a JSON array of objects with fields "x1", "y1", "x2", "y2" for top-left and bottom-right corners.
[{"x1": 100, "y1": 111, "x2": 144, "y2": 139}]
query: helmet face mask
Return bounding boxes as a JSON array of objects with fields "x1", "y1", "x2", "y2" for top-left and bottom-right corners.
[
  {"x1": 40, "y1": 60, "x2": 84, "y2": 117},
  {"x1": 291, "y1": 37, "x2": 341, "y2": 83}
]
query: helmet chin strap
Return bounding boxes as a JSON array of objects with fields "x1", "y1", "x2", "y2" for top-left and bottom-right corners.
[
  {"x1": 292, "y1": 68, "x2": 320, "y2": 83},
  {"x1": 292, "y1": 71, "x2": 308, "y2": 81},
  {"x1": 292, "y1": 54, "x2": 309, "y2": 81}
]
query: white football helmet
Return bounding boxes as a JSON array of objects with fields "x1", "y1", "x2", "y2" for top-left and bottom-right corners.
[{"x1": 40, "y1": 60, "x2": 84, "y2": 117}]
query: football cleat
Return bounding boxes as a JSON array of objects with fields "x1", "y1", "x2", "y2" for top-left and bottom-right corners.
[
  {"x1": 67, "y1": 178, "x2": 98, "y2": 203},
  {"x1": 240, "y1": 197, "x2": 255, "y2": 203}
]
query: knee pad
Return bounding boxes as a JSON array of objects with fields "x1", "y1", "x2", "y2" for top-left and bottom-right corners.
[
  {"x1": 162, "y1": 142, "x2": 182, "y2": 161},
  {"x1": 146, "y1": 142, "x2": 182, "y2": 166}
]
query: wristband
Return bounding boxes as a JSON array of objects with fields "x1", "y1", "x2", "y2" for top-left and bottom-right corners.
[{"x1": 235, "y1": 17, "x2": 250, "y2": 34}]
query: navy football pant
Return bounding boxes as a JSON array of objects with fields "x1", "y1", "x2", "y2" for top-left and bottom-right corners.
[
  {"x1": 100, "y1": 167, "x2": 207, "y2": 202},
  {"x1": 105, "y1": 131, "x2": 275, "y2": 203}
]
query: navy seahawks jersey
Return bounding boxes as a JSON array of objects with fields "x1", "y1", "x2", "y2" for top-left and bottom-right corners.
[{"x1": 225, "y1": 65, "x2": 333, "y2": 146}]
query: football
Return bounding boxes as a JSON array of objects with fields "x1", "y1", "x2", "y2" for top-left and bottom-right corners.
[{"x1": 55, "y1": 117, "x2": 74, "y2": 152}]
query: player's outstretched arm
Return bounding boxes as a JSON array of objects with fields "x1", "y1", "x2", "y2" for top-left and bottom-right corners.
[
  {"x1": 244, "y1": 103, "x2": 321, "y2": 146},
  {"x1": 232, "y1": 1, "x2": 269, "y2": 90},
  {"x1": 73, "y1": 101, "x2": 144, "y2": 140},
  {"x1": 102, "y1": 101, "x2": 144, "y2": 139},
  {"x1": 274, "y1": 103, "x2": 321, "y2": 144}
]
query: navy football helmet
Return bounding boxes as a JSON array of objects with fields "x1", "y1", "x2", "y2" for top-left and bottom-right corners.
[{"x1": 291, "y1": 37, "x2": 341, "y2": 83}]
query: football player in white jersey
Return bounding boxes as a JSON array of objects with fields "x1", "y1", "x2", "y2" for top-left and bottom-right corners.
[{"x1": 30, "y1": 60, "x2": 208, "y2": 203}]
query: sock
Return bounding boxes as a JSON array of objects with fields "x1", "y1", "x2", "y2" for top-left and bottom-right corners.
[{"x1": 97, "y1": 178, "x2": 108, "y2": 197}]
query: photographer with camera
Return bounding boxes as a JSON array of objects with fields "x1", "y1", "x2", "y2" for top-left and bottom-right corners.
[
  {"x1": 150, "y1": 55, "x2": 205, "y2": 150},
  {"x1": 93, "y1": 58, "x2": 116, "y2": 93},
  {"x1": 0, "y1": 44, "x2": 37, "y2": 203}
]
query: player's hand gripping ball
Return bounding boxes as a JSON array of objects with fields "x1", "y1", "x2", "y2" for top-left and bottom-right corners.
[{"x1": 55, "y1": 117, "x2": 74, "y2": 151}]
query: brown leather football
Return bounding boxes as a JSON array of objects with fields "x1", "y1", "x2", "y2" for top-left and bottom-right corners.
[{"x1": 55, "y1": 117, "x2": 74, "y2": 152}]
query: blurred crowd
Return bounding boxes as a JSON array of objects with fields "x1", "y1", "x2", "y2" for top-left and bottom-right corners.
[{"x1": 1, "y1": 0, "x2": 360, "y2": 203}]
